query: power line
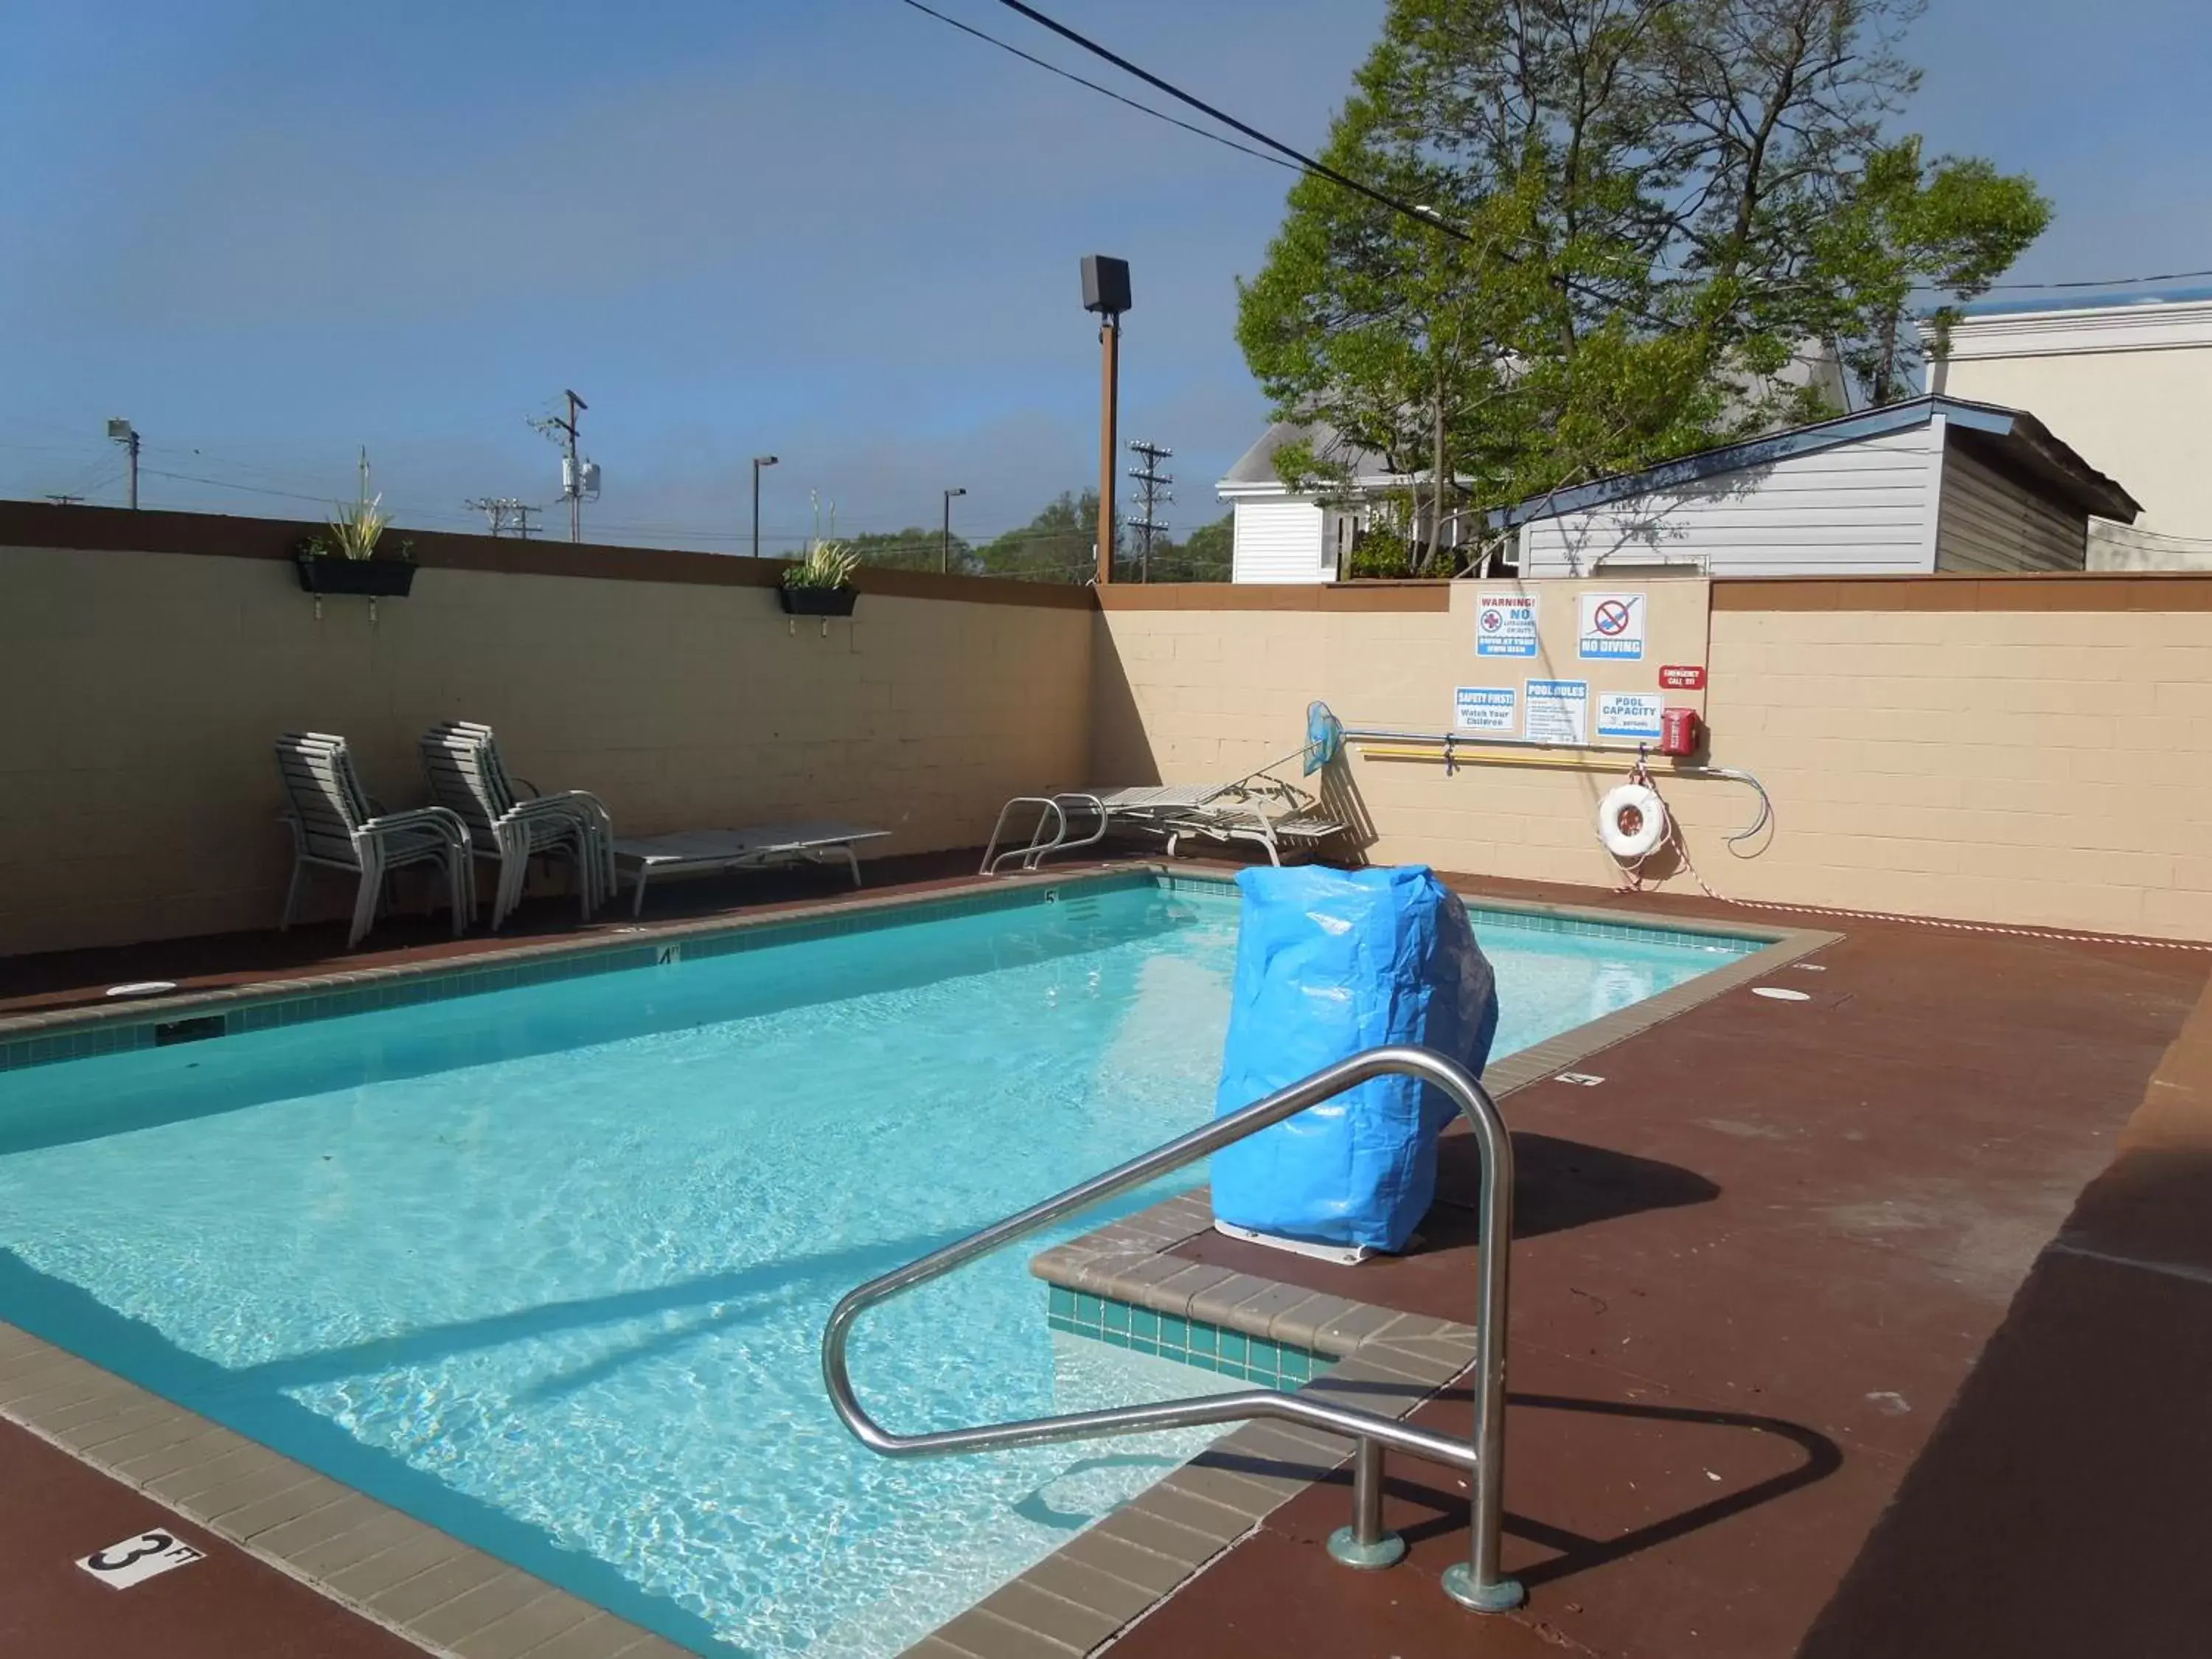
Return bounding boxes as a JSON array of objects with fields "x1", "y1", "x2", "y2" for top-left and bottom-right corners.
[
  {"x1": 1974, "y1": 265, "x2": 2212, "y2": 292},
  {"x1": 894, "y1": 0, "x2": 1294, "y2": 172},
  {"x1": 986, "y1": 0, "x2": 1493, "y2": 252}
]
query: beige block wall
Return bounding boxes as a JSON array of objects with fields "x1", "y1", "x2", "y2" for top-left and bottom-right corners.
[
  {"x1": 0, "y1": 546, "x2": 1093, "y2": 955},
  {"x1": 1093, "y1": 582, "x2": 2212, "y2": 942}
]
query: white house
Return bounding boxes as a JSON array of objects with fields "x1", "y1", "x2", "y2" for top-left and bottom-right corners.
[
  {"x1": 1215, "y1": 422, "x2": 1397, "y2": 583},
  {"x1": 1928, "y1": 287, "x2": 2212, "y2": 568},
  {"x1": 1499, "y1": 395, "x2": 2138, "y2": 578}
]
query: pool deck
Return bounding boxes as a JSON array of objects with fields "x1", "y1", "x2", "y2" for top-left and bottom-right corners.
[{"x1": 1, "y1": 859, "x2": 2208, "y2": 1658}]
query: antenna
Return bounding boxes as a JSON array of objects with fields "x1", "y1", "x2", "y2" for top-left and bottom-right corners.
[
  {"x1": 529, "y1": 390, "x2": 597, "y2": 543},
  {"x1": 1127, "y1": 439, "x2": 1173, "y2": 583}
]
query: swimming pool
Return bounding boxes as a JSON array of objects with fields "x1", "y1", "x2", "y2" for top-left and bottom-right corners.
[{"x1": 0, "y1": 874, "x2": 1756, "y2": 1655}]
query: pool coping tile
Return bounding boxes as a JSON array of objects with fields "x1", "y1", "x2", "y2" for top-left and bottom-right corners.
[{"x1": 0, "y1": 1321, "x2": 674, "y2": 1659}]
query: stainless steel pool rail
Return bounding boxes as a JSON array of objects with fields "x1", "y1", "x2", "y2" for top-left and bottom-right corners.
[
  {"x1": 979, "y1": 793, "x2": 1107, "y2": 875},
  {"x1": 820, "y1": 1045, "x2": 1526, "y2": 1615}
]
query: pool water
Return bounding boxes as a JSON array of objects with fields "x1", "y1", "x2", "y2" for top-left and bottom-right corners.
[{"x1": 0, "y1": 878, "x2": 1750, "y2": 1655}]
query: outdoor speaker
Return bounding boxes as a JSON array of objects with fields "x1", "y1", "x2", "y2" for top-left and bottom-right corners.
[{"x1": 1082, "y1": 254, "x2": 1133, "y2": 316}]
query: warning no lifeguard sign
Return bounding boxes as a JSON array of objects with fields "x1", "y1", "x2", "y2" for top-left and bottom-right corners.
[
  {"x1": 1577, "y1": 591, "x2": 1646, "y2": 661},
  {"x1": 1475, "y1": 592, "x2": 1539, "y2": 657}
]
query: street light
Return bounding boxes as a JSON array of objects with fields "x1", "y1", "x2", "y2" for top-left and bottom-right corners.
[
  {"x1": 751, "y1": 455, "x2": 779, "y2": 562},
  {"x1": 942, "y1": 487, "x2": 967, "y2": 574}
]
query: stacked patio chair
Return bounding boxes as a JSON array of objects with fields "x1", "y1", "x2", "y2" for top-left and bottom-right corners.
[
  {"x1": 275, "y1": 731, "x2": 476, "y2": 948},
  {"x1": 417, "y1": 720, "x2": 616, "y2": 930}
]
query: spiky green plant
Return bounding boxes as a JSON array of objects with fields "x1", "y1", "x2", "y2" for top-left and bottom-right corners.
[
  {"x1": 327, "y1": 492, "x2": 388, "y2": 560},
  {"x1": 782, "y1": 537, "x2": 859, "y2": 590}
]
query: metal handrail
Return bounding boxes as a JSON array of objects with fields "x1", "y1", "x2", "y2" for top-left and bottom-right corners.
[
  {"x1": 1338, "y1": 720, "x2": 1773, "y2": 848},
  {"x1": 820, "y1": 1045, "x2": 1526, "y2": 1614},
  {"x1": 978, "y1": 792, "x2": 1108, "y2": 876}
]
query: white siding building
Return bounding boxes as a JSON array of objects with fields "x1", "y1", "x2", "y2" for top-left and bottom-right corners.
[
  {"x1": 1929, "y1": 288, "x2": 2212, "y2": 568},
  {"x1": 1215, "y1": 422, "x2": 1399, "y2": 584},
  {"x1": 1505, "y1": 396, "x2": 2136, "y2": 579}
]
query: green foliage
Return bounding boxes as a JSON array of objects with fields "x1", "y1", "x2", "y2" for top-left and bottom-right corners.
[
  {"x1": 782, "y1": 538, "x2": 860, "y2": 590},
  {"x1": 1237, "y1": 0, "x2": 2047, "y2": 565},
  {"x1": 846, "y1": 527, "x2": 978, "y2": 575},
  {"x1": 1144, "y1": 512, "x2": 1234, "y2": 583},
  {"x1": 1812, "y1": 136, "x2": 2051, "y2": 404},
  {"x1": 301, "y1": 492, "x2": 390, "y2": 561},
  {"x1": 973, "y1": 491, "x2": 1108, "y2": 584}
]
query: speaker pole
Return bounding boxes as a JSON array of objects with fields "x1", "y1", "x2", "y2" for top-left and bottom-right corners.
[{"x1": 1096, "y1": 313, "x2": 1119, "y2": 587}]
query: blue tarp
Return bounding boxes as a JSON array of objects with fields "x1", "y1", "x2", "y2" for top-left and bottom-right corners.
[{"x1": 1209, "y1": 865, "x2": 1499, "y2": 1253}]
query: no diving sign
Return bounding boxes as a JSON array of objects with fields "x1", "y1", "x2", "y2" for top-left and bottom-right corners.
[
  {"x1": 77, "y1": 1528, "x2": 205, "y2": 1590},
  {"x1": 1577, "y1": 591, "x2": 1646, "y2": 661}
]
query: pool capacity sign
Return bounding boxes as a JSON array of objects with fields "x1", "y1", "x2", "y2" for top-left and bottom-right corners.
[
  {"x1": 1475, "y1": 592, "x2": 1539, "y2": 657},
  {"x1": 1577, "y1": 591, "x2": 1646, "y2": 661}
]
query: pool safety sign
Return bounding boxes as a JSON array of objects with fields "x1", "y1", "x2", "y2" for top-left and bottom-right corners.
[
  {"x1": 1596, "y1": 691, "x2": 1666, "y2": 741},
  {"x1": 1475, "y1": 592, "x2": 1540, "y2": 657},
  {"x1": 77, "y1": 1528, "x2": 205, "y2": 1590},
  {"x1": 1577, "y1": 591, "x2": 1646, "y2": 661},
  {"x1": 1523, "y1": 678, "x2": 1590, "y2": 745},
  {"x1": 1455, "y1": 686, "x2": 1517, "y2": 734}
]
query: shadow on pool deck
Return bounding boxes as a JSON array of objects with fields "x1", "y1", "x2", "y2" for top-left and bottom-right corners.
[{"x1": 1105, "y1": 874, "x2": 2212, "y2": 1659}]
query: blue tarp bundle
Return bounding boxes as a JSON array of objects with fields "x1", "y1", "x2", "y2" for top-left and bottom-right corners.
[{"x1": 1210, "y1": 865, "x2": 1499, "y2": 1253}]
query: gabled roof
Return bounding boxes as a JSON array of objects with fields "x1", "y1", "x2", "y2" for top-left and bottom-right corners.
[
  {"x1": 1218, "y1": 421, "x2": 1399, "y2": 494},
  {"x1": 1492, "y1": 395, "x2": 2140, "y2": 529}
]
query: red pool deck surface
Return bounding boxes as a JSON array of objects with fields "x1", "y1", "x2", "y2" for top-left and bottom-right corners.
[
  {"x1": 3, "y1": 862, "x2": 2211, "y2": 1658},
  {"x1": 0, "y1": 1411, "x2": 424, "y2": 1658}
]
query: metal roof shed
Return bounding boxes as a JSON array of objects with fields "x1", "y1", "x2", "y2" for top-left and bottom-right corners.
[{"x1": 1495, "y1": 396, "x2": 2139, "y2": 579}]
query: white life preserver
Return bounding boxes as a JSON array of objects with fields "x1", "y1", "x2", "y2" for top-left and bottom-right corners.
[{"x1": 1599, "y1": 783, "x2": 1668, "y2": 860}]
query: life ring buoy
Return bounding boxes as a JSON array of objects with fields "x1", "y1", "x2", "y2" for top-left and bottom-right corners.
[{"x1": 1599, "y1": 783, "x2": 1668, "y2": 860}]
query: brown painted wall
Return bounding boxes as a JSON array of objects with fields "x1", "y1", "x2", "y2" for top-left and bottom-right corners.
[
  {"x1": 0, "y1": 538, "x2": 1093, "y2": 954},
  {"x1": 1093, "y1": 577, "x2": 2212, "y2": 942}
]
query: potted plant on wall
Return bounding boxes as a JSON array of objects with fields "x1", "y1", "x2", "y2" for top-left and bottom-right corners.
[
  {"x1": 778, "y1": 537, "x2": 860, "y2": 616},
  {"x1": 296, "y1": 453, "x2": 415, "y2": 600}
]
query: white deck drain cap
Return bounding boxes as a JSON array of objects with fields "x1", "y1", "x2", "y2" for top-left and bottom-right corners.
[
  {"x1": 1752, "y1": 986, "x2": 1813, "y2": 1002},
  {"x1": 104, "y1": 981, "x2": 179, "y2": 998}
]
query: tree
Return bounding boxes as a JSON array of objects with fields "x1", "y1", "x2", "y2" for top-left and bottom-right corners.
[
  {"x1": 1144, "y1": 512, "x2": 1235, "y2": 583},
  {"x1": 1237, "y1": 0, "x2": 2047, "y2": 562},
  {"x1": 1812, "y1": 136, "x2": 2050, "y2": 404},
  {"x1": 973, "y1": 491, "x2": 1108, "y2": 583},
  {"x1": 847, "y1": 526, "x2": 978, "y2": 575}
]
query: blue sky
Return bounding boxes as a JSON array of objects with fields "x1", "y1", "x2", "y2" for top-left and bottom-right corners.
[{"x1": 1, "y1": 0, "x2": 2205, "y2": 551}]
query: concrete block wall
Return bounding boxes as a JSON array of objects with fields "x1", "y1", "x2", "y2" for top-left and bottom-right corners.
[
  {"x1": 0, "y1": 534, "x2": 1093, "y2": 955},
  {"x1": 1092, "y1": 577, "x2": 2212, "y2": 942}
]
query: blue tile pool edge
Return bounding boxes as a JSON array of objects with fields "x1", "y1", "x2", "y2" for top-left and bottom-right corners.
[
  {"x1": 1046, "y1": 1284, "x2": 1330, "y2": 1391},
  {"x1": 0, "y1": 866, "x2": 1784, "y2": 1074}
]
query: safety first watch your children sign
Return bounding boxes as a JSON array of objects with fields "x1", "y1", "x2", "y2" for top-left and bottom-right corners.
[{"x1": 1577, "y1": 591, "x2": 1646, "y2": 661}]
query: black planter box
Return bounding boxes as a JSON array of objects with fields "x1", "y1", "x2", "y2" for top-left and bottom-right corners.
[
  {"x1": 296, "y1": 556, "x2": 417, "y2": 598},
  {"x1": 778, "y1": 585, "x2": 858, "y2": 617}
]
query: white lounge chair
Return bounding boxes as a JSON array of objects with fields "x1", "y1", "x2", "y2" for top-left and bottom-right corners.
[
  {"x1": 418, "y1": 721, "x2": 616, "y2": 931},
  {"x1": 276, "y1": 731, "x2": 476, "y2": 948},
  {"x1": 611, "y1": 823, "x2": 891, "y2": 917},
  {"x1": 984, "y1": 707, "x2": 1348, "y2": 874}
]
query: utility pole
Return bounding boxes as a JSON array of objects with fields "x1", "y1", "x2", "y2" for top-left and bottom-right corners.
[
  {"x1": 1081, "y1": 256, "x2": 1131, "y2": 586},
  {"x1": 105, "y1": 419, "x2": 139, "y2": 509},
  {"x1": 751, "y1": 455, "x2": 779, "y2": 562},
  {"x1": 1127, "y1": 440, "x2": 1172, "y2": 584},
  {"x1": 531, "y1": 392, "x2": 597, "y2": 543},
  {"x1": 941, "y1": 486, "x2": 966, "y2": 574},
  {"x1": 465, "y1": 498, "x2": 540, "y2": 538},
  {"x1": 44, "y1": 494, "x2": 84, "y2": 507}
]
